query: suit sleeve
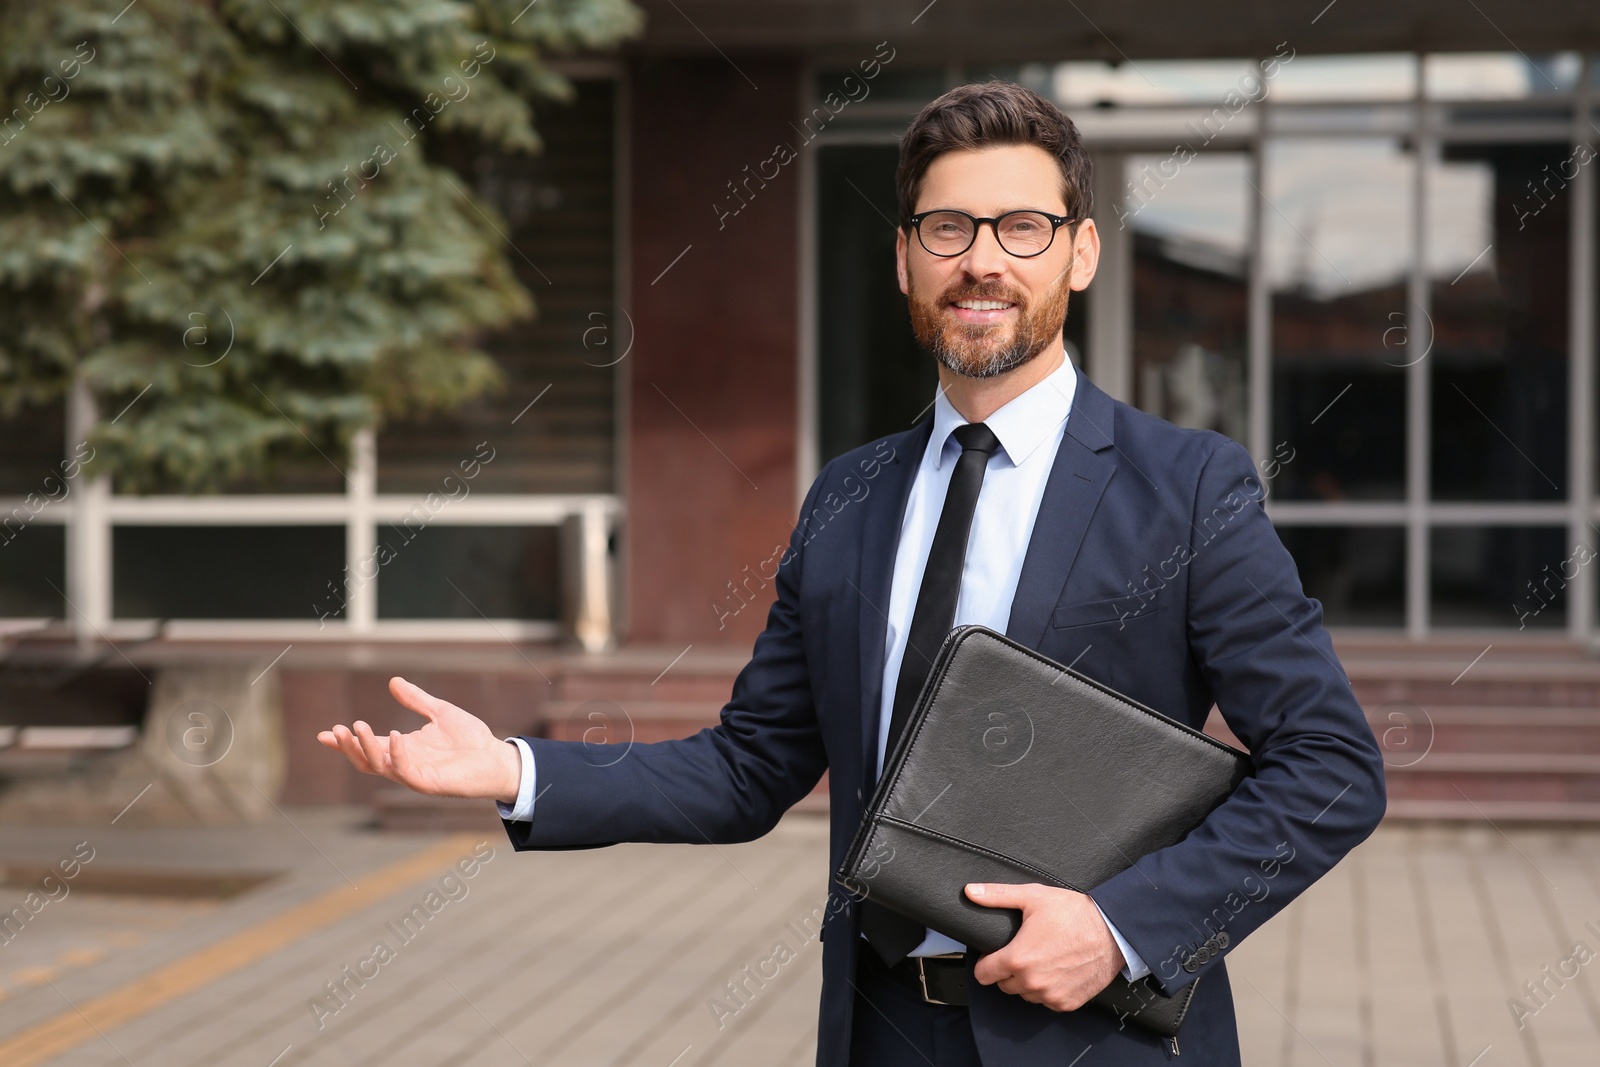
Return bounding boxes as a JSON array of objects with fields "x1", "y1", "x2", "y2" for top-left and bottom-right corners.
[
  {"x1": 1088, "y1": 438, "x2": 1386, "y2": 995},
  {"x1": 499, "y1": 460, "x2": 835, "y2": 852}
]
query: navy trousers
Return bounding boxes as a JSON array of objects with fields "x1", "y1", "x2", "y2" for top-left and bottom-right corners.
[{"x1": 847, "y1": 951, "x2": 984, "y2": 1067}]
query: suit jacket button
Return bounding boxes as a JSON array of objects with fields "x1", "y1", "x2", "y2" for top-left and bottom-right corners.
[
  {"x1": 1217, "y1": 933, "x2": 1231, "y2": 949},
  {"x1": 1183, "y1": 958, "x2": 1198, "y2": 973}
]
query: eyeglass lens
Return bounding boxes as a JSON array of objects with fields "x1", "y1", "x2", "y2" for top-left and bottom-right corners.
[{"x1": 917, "y1": 211, "x2": 1057, "y2": 256}]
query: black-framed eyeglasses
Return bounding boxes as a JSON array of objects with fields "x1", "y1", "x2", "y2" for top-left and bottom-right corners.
[{"x1": 907, "y1": 209, "x2": 1077, "y2": 258}]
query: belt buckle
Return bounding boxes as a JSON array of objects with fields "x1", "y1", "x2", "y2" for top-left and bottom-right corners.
[{"x1": 914, "y1": 954, "x2": 959, "y2": 1006}]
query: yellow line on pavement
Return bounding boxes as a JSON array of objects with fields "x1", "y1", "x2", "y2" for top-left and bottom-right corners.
[{"x1": 0, "y1": 832, "x2": 484, "y2": 1067}]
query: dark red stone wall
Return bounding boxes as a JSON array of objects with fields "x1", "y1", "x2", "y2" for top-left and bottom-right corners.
[{"x1": 624, "y1": 55, "x2": 804, "y2": 646}]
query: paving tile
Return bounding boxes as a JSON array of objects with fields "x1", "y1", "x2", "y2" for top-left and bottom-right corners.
[{"x1": 16, "y1": 818, "x2": 1600, "y2": 1066}]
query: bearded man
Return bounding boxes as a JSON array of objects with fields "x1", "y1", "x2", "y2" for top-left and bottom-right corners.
[{"x1": 322, "y1": 80, "x2": 1386, "y2": 1066}]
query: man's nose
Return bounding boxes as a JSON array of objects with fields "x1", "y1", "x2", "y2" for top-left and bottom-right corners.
[{"x1": 957, "y1": 222, "x2": 1009, "y2": 279}]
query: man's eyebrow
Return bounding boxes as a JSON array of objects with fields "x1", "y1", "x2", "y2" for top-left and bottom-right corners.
[{"x1": 916, "y1": 204, "x2": 1072, "y2": 215}]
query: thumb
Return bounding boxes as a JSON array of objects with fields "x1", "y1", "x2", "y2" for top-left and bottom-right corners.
[
  {"x1": 389, "y1": 676, "x2": 447, "y2": 722},
  {"x1": 965, "y1": 882, "x2": 1043, "y2": 910}
]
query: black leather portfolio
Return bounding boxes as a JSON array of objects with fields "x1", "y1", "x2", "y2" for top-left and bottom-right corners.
[{"x1": 837, "y1": 624, "x2": 1252, "y2": 1039}]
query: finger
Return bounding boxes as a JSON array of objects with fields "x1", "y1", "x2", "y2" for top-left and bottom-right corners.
[
  {"x1": 351, "y1": 720, "x2": 396, "y2": 780},
  {"x1": 388, "y1": 677, "x2": 449, "y2": 723},
  {"x1": 996, "y1": 975, "x2": 1033, "y2": 1000},
  {"x1": 965, "y1": 882, "x2": 1041, "y2": 909},
  {"x1": 971, "y1": 950, "x2": 1014, "y2": 987},
  {"x1": 329, "y1": 724, "x2": 378, "y2": 774}
]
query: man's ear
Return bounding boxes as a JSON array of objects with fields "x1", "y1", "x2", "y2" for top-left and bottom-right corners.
[
  {"x1": 895, "y1": 227, "x2": 909, "y2": 296},
  {"x1": 1068, "y1": 218, "x2": 1101, "y2": 292}
]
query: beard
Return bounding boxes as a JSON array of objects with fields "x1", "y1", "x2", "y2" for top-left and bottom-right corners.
[{"x1": 908, "y1": 271, "x2": 1072, "y2": 380}]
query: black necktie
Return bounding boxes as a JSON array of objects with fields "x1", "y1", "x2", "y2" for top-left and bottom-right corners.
[{"x1": 860, "y1": 420, "x2": 1001, "y2": 966}]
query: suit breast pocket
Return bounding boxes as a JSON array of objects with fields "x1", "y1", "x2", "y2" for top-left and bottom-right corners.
[{"x1": 1050, "y1": 594, "x2": 1162, "y2": 631}]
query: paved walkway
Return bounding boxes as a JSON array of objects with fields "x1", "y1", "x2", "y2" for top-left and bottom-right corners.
[{"x1": 3, "y1": 812, "x2": 1600, "y2": 1066}]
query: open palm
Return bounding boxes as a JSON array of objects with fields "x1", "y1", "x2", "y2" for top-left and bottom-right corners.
[{"x1": 316, "y1": 677, "x2": 520, "y2": 802}]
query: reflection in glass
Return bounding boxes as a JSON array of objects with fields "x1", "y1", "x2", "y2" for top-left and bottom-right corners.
[
  {"x1": 113, "y1": 526, "x2": 344, "y2": 619},
  {"x1": 1429, "y1": 144, "x2": 1569, "y2": 501},
  {"x1": 1269, "y1": 138, "x2": 1412, "y2": 500},
  {"x1": 0, "y1": 400, "x2": 66, "y2": 496},
  {"x1": 815, "y1": 144, "x2": 936, "y2": 460},
  {"x1": 1424, "y1": 52, "x2": 1581, "y2": 99},
  {"x1": 1275, "y1": 525, "x2": 1405, "y2": 627},
  {"x1": 1126, "y1": 152, "x2": 1249, "y2": 442},
  {"x1": 0, "y1": 524, "x2": 64, "y2": 617},
  {"x1": 378, "y1": 81, "x2": 616, "y2": 495},
  {"x1": 1431, "y1": 526, "x2": 1569, "y2": 628},
  {"x1": 1052, "y1": 59, "x2": 1259, "y2": 108},
  {"x1": 817, "y1": 67, "x2": 946, "y2": 103},
  {"x1": 1267, "y1": 54, "x2": 1417, "y2": 102},
  {"x1": 376, "y1": 525, "x2": 559, "y2": 620}
]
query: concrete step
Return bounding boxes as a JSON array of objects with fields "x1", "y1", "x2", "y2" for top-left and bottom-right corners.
[
  {"x1": 1338, "y1": 636, "x2": 1600, "y2": 709},
  {"x1": 537, "y1": 699, "x2": 723, "y2": 745},
  {"x1": 275, "y1": 636, "x2": 1600, "y2": 825},
  {"x1": 1384, "y1": 798, "x2": 1600, "y2": 823},
  {"x1": 1384, "y1": 753, "x2": 1600, "y2": 804},
  {"x1": 1210, "y1": 705, "x2": 1600, "y2": 822},
  {"x1": 547, "y1": 651, "x2": 744, "y2": 704},
  {"x1": 1366, "y1": 705, "x2": 1600, "y2": 755}
]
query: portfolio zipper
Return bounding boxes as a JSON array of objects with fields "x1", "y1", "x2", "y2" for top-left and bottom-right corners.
[{"x1": 1169, "y1": 1035, "x2": 1180, "y2": 1056}]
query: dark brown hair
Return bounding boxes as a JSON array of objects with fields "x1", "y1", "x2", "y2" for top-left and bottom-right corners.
[{"x1": 895, "y1": 81, "x2": 1093, "y2": 229}]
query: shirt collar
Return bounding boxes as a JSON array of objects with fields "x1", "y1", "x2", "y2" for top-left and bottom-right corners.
[{"x1": 929, "y1": 352, "x2": 1078, "y2": 470}]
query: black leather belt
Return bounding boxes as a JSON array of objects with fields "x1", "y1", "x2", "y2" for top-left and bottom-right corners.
[{"x1": 865, "y1": 949, "x2": 969, "y2": 1006}]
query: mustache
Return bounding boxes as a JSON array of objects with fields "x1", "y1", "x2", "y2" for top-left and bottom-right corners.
[{"x1": 940, "y1": 281, "x2": 1026, "y2": 307}]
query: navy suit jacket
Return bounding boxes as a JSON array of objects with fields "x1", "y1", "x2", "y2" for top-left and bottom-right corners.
[{"x1": 502, "y1": 372, "x2": 1387, "y2": 1066}]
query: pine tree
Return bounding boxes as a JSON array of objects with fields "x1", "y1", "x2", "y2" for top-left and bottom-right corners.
[{"x1": 0, "y1": 0, "x2": 642, "y2": 490}]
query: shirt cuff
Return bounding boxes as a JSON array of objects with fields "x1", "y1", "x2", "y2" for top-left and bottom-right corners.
[
  {"x1": 1092, "y1": 899, "x2": 1151, "y2": 982},
  {"x1": 495, "y1": 737, "x2": 537, "y2": 822}
]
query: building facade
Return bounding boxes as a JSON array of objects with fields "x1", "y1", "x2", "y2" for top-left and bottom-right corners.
[{"x1": 3, "y1": 5, "x2": 1599, "y2": 659}]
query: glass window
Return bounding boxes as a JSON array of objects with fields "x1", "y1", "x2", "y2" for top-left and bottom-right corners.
[
  {"x1": 1053, "y1": 59, "x2": 1260, "y2": 108},
  {"x1": 1275, "y1": 525, "x2": 1406, "y2": 627},
  {"x1": 1268, "y1": 138, "x2": 1412, "y2": 501},
  {"x1": 0, "y1": 523, "x2": 65, "y2": 617},
  {"x1": 0, "y1": 400, "x2": 67, "y2": 496},
  {"x1": 1429, "y1": 143, "x2": 1569, "y2": 501},
  {"x1": 1425, "y1": 52, "x2": 1582, "y2": 99},
  {"x1": 113, "y1": 526, "x2": 345, "y2": 619},
  {"x1": 375, "y1": 525, "x2": 559, "y2": 620},
  {"x1": 1126, "y1": 152, "x2": 1250, "y2": 443},
  {"x1": 1268, "y1": 53, "x2": 1417, "y2": 102},
  {"x1": 816, "y1": 67, "x2": 945, "y2": 104},
  {"x1": 378, "y1": 80, "x2": 616, "y2": 495},
  {"x1": 127, "y1": 455, "x2": 346, "y2": 495},
  {"x1": 1431, "y1": 525, "x2": 1569, "y2": 628},
  {"x1": 963, "y1": 64, "x2": 1054, "y2": 97},
  {"x1": 815, "y1": 143, "x2": 938, "y2": 461},
  {"x1": 1594, "y1": 143, "x2": 1600, "y2": 496}
]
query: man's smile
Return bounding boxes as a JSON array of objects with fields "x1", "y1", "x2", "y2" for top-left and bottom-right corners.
[{"x1": 947, "y1": 298, "x2": 1017, "y2": 325}]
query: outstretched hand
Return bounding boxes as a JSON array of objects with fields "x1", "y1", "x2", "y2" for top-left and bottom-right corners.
[
  {"x1": 965, "y1": 882, "x2": 1126, "y2": 1012},
  {"x1": 317, "y1": 677, "x2": 522, "y2": 804}
]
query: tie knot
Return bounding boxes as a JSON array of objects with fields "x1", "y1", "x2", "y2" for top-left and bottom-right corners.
[{"x1": 952, "y1": 421, "x2": 1000, "y2": 457}]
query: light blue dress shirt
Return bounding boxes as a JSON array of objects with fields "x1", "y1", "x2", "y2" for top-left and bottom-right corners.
[
  {"x1": 865, "y1": 354, "x2": 1147, "y2": 980},
  {"x1": 499, "y1": 351, "x2": 1148, "y2": 981}
]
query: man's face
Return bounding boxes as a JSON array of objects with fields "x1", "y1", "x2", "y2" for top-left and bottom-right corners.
[{"x1": 896, "y1": 144, "x2": 1099, "y2": 379}]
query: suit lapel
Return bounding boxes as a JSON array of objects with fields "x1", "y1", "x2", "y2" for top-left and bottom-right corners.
[
  {"x1": 855, "y1": 417, "x2": 933, "y2": 791},
  {"x1": 1003, "y1": 372, "x2": 1119, "y2": 649}
]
